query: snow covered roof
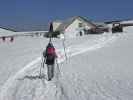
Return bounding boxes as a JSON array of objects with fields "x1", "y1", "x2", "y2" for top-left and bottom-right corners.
[
  {"x1": 10, "y1": 25, "x2": 49, "y2": 32},
  {"x1": 55, "y1": 16, "x2": 97, "y2": 31},
  {"x1": 104, "y1": 19, "x2": 133, "y2": 24},
  {"x1": 0, "y1": 27, "x2": 16, "y2": 32},
  {"x1": 0, "y1": 24, "x2": 49, "y2": 32},
  {"x1": 121, "y1": 20, "x2": 133, "y2": 24},
  {"x1": 93, "y1": 22, "x2": 107, "y2": 27},
  {"x1": 0, "y1": 27, "x2": 16, "y2": 37}
]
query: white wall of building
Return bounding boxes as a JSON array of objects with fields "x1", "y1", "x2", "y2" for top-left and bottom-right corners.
[
  {"x1": 107, "y1": 24, "x2": 113, "y2": 32},
  {"x1": 53, "y1": 22, "x2": 62, "y2": 31},
  {"x1": 0, "y1": 28, "x2": 14, "y2": 36},
  {"x1": 64, "y1": 19, "x2": 92, "y2": 38},
  {"x1": 122, "y1": 20, "x2": 133, "y2": 33},
  {"x1": 123, "y1": 26, "x2": 133, "y2": 33}
]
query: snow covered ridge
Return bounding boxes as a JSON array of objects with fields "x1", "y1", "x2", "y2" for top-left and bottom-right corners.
[{"x1": 0, "y1": 33, "x2": 120, "y2": 100}]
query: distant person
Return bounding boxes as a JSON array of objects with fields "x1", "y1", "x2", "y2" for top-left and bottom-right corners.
[{"x1": 43, "y1": 42, "x2": 57, "y2": 81}]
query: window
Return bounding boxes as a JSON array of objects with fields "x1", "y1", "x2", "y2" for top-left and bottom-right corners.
[{"x1": 79, "y1": 23, "x2": 83, "y2": 27}]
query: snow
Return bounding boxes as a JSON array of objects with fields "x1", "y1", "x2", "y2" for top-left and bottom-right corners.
[
  {"x1": 0, "y1": 28, "x2": 15, "y2": 37},
  {"x1": 0, "y1": 26, "x2": 133, "y2": 100},
  {"x1": 123, "y1": 26, "x2": 133, "y2": 33},
  {"x1": 122, "y1": 20, "x2": 133, "y2": 33},
  {"x1": 121, "y1": 20, "x2": 133, "y2": 24},
  {"x1": 0, "y1": 37, "x2": 44, "y2": 88}
]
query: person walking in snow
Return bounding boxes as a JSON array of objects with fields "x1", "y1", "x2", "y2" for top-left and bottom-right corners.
[{"x1": 43, "y1": 42, "x2": 57, "y2": 81}]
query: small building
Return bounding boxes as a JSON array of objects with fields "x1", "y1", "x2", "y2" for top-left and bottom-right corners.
[
  {"x1": 91, "y1": 22, "x2": 109, "y2": 33},
  {"x1": 53, "y1": 16, "x2": 98, "y2": 38},
  {"x1": 0, "y1": 27, "x2": 16, "y2": 42},
  {"x1": 0, "y1": 27, "x2": 15, "y2": 36}
]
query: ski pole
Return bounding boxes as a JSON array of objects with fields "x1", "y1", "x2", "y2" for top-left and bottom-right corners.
[
  {"x1": 39, "y1": 57, "x2": 43, "y2": 76},
  {"x1": 56, "y1": 58, "x2": 61, "y2": 75},
  {"x1": 62, "y1": 37, "x2": 68, "y2": 61},
  {"x1": 40, "y1": 56, "x2": 45, "y2": 77}
]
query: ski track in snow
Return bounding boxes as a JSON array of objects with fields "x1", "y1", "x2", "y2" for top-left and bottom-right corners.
[{"x1": 0, "y1": 35, "x2": 118, "y2": 100}]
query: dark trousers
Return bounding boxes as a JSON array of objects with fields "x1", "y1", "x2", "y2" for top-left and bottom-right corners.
[{"x1": 47, "y1": 64, "x2": 54, "y2": 80}]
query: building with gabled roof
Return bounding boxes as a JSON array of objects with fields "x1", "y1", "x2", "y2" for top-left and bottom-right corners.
[{"x1": 53, "y1": 16, "x2": 97, "y2": 38}]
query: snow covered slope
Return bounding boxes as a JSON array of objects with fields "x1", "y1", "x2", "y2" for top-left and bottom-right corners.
[
  {"x1": 0, "y1": 36, "x2": 48, "y2": 88},
  {"x1": 61, "y1": 33, "x2": 133, "y2": 100},
  {"x1": 0, "y1": 34, "x2": 105, "y2": 90},
  {"x1": 0, "y1": 27, "x2": 133, "y2": 100}
]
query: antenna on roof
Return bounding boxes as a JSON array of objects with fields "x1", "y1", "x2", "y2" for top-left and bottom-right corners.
[{"x1": 49, "y1": 22, "x2": 53, "y2": 43}]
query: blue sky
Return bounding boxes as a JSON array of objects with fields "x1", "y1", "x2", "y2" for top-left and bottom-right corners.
[{"x1": 0, "y1": 0, "x2": 133, "y2": 29}]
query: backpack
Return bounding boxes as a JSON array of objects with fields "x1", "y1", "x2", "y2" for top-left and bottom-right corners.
[
  {"x1": 47, "y1": 47, "x2": 55, "y2": 55},
  {"x1": 46, "y1": 45, "x2": 55, "y2": 60}
]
